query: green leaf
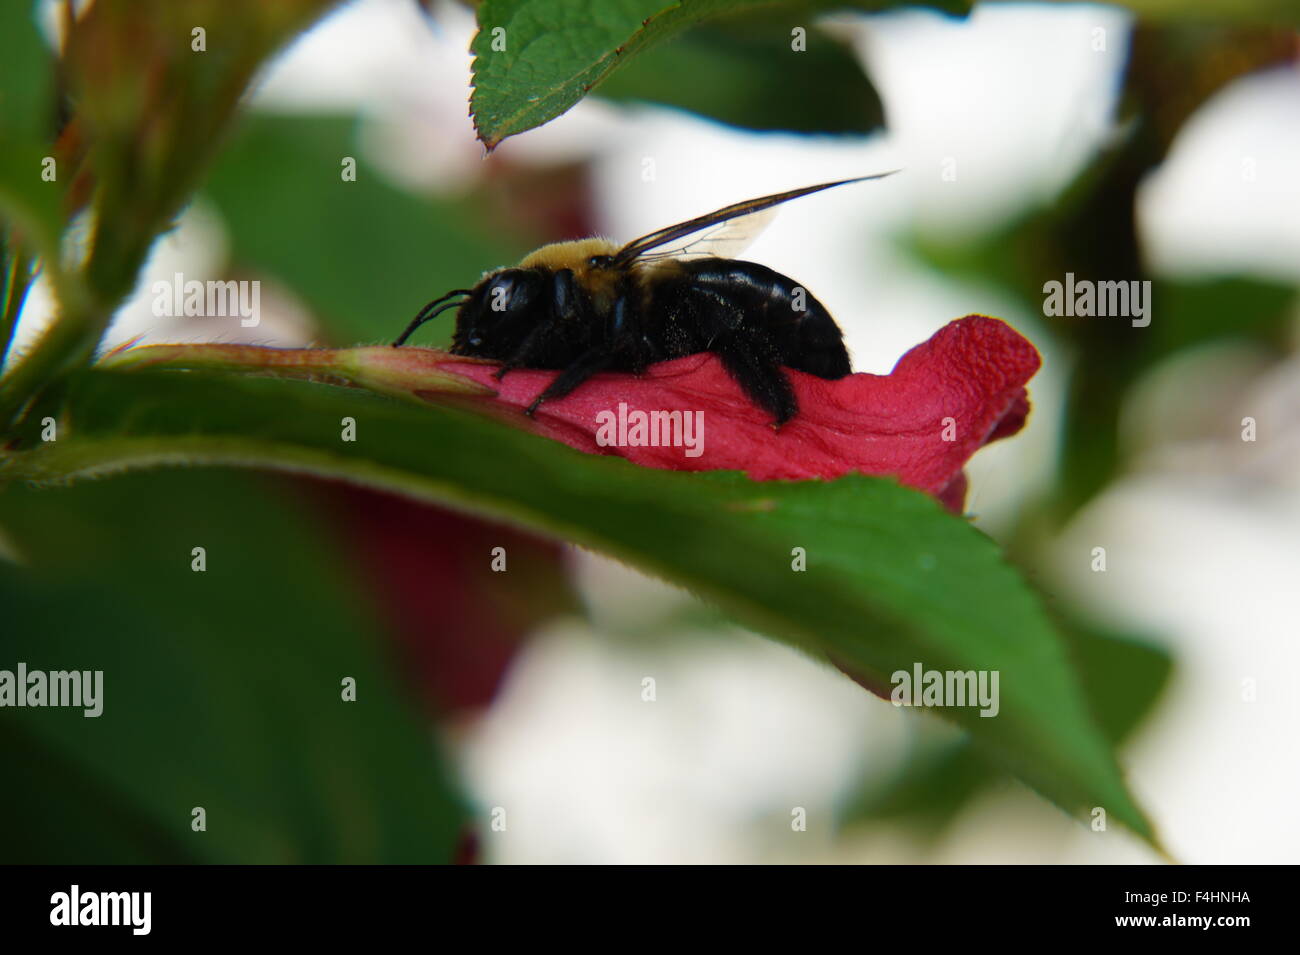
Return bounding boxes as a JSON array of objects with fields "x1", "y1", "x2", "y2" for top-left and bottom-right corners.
[
  {"x1": 595, "y1": 12, "x2": 885, "y2": 134},
  {"x1": 0, "y1": 1, "x2": 63, "y2": 260},
  {"x1": 0, "y1": 144, "x2": 64, "y2": 262},
  {"x1": 0, "y1": 715, "x2": 198, "y2": 863},
  {"x1": 0, "y1": 468, "x2": 466, "y2": 863},
  {"x1": 1, "y1": 366, "x2": 1160, "y2": 845},
  {"x1": 1069, "y1": 622, "x2": 1173, "y2": 744},
  {"x1": 470, "y1": 0, "x2": 676, "y2": 148},
  {"x1": 0, "y1": 0, "x2": 53, "y2": 146},
  {"x1": 469, "y1": 1, "x2": 974, "y2": 146},
  {"x1": 839, "y1": 623, "x2": 1172, "y2": 835},
  {"x1": 470, "y1": 0, "x2": 847, "y2": 148}
]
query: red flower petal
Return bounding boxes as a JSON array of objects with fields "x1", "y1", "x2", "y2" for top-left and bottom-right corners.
[{"x1": 433, "y1": 315, "x2": 1040, "y2": 511}]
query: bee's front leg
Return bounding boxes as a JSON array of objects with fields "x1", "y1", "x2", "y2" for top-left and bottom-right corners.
[
  {"x1": 524, "y1": 344, "x2": 618, "y2": 417},
  {"x1": 525, "y1": 293, "x2": 641, "y2": 415}
]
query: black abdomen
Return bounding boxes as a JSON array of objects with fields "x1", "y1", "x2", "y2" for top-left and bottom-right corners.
[{"x1": 647, "y1": 259, "x2": 851, "y2": 380}]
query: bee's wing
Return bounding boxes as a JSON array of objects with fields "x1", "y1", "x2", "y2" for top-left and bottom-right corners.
[
  {"x1": 624, "y1": 205, "x2": 779, "y2": 264},
  {"x1": 610, "y1": 171, "x2": 897, "y2": 267}
]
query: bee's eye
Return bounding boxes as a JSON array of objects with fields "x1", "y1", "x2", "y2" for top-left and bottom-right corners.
[
  {"x1": 486, "y1": 276, "x2": 517, "y2": 312},
  {"x1": 587, "y1": 255, "x2": 612, "y2": 268},
  {"x1": 482, "y1": 269, "x2": 541, "y2": 315}
]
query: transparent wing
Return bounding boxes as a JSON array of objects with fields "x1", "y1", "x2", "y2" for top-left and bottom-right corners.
[
  {"x1": 626, "y1": 205, "x2": 778, "y2": 264},
  {"x1": 610, "y1": 172, "x2": 898, "y2": 267}
]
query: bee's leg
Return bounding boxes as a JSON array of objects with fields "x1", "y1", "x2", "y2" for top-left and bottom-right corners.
[
  {"x1": 495, "y1": 269, "x2": 583, "y2": 381},
  {"x1": 524, "y1": 344, "x2": 617, "y2": 416},
  {"x1": 520, "y1": 293, "x2": 640, "y2": 412},
  {"x1": 687, "y1": 287, "x2": 797, "y2": 426},
  {"x1": 492, "y1": 323, "x2": 549, "y2": 382},
  {"x1": 606, "y1": 295, "x2": 657, "y2": 373},
  {"x1": 710, "y1": 330, "x2": 798, "y2": 426},
  {"x1": 525, "y1": 292, "x2": 651, "y2": 414}
]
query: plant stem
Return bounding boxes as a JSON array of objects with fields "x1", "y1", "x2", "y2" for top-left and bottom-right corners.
[
  {"x1": 98, "y1": 342, "x2": 493, "y2": 401},
  {"x1": 0, "y1": 242, "x2": 35, "y2": 368},
  {"x1": 0, "y1": 289, "x2": 104, "y2": 431},
  {"x1": 0, "y1": 208, "x2": 148, "y2": 433}
]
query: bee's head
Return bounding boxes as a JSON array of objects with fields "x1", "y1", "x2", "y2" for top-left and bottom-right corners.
[
  {"x1": 450, "y1": 268, "x2": 547, "y2": 358},
  {"x1": 392, "y1": 268, "x2": 545, "y2": 353}
]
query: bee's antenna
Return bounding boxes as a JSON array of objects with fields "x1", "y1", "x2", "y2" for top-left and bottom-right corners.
[{"x1": 392, "y1": 290, "x2": 472, "y2": 347}]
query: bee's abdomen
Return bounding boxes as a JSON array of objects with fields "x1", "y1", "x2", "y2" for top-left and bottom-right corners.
[{"x1": 654, "y1": 259, "x2": 851, "y2": 379}]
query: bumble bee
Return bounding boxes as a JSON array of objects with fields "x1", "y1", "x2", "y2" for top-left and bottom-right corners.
[{"x1": 393, "y1": 173, "x2": 896, "y2": 424}]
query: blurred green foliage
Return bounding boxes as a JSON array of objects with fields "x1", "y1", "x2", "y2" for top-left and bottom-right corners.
[
  {"x1": 596, "y1": 8, "x2": 886, "y2": 133},
  {"x1": 0, "y1": 1, "x2": 56, "y2": 363},
  {"x1": 0, "y1": 469, "x2": 465, "y2": 863},
  {"x1": 906, "y1": 23, "x2": 1297, "y2": 523},
  {"x1": 201, "y1": 114, "x2": 529, "y2": 345}
]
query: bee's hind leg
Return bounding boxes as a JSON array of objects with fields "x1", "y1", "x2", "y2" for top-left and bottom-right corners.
[
  {"x1": 684, "y1": 286, "x2": 797, "y2": 426},
  {"x1": 710, "y1": 329, "x2": 798, "y2": 427}
]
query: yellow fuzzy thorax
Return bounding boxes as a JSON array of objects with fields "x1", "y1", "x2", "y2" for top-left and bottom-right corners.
[
  {"x1": 516, "y1": 238, "x2": 622, "y2": 311},
  {"x1": 513, "y1": 237, "x2": 687, "y2": 313},
  {"x1": 517, "y1": 237, "x2": 619, "y2": 270}
]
